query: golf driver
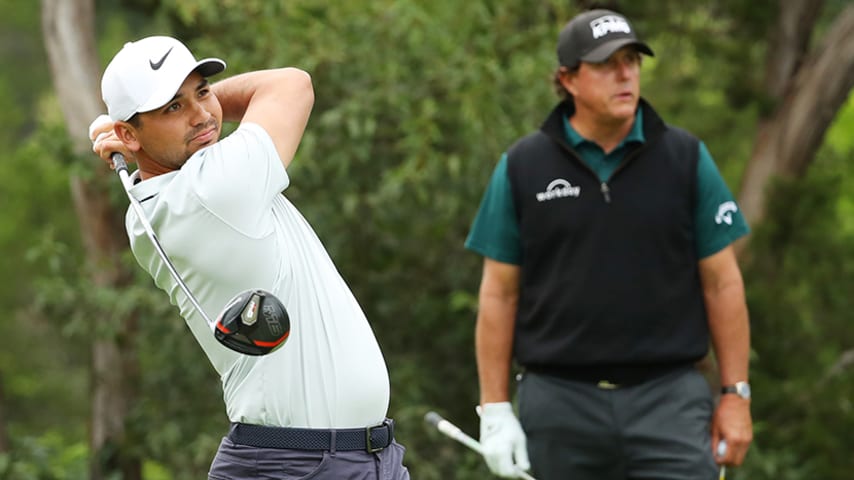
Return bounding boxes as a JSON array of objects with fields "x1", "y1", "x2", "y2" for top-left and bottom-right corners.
[
  {"x1": 108, "y1": 149, "x2": 290, "y2": 355},
  {"x1": 425, "y1": 411, "x2": 537, "y2": 480}
]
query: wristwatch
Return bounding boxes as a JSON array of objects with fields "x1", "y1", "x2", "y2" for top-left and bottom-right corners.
[{"x1": 721, "y1": 381, "x2": 751, "y2": 400}]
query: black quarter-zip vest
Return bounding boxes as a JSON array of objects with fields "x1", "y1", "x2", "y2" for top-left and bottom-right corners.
[{"x1": 506, "y1": 99, "x2": 708, "y2": 369}]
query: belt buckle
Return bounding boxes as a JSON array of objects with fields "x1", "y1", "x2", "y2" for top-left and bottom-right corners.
[
  {"x1": 365, "y1": 421, "x2": 390, "y2": 453},
  {"x1": 597, "y1": 380, "x2": 619, "y2": 389}
]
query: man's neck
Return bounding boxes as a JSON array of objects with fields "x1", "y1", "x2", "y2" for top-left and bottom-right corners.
[
  {"x1": 569, "y1": 111, "x2": 634, "y2": 154},
  {"x1": 137, "y1": 152, "x2": 181, "y2": 181}
]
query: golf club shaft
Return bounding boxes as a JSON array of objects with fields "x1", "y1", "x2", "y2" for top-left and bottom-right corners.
[
  {"x1": 112, "y1": 153, "x2": 214, "y2": 326},
  {"x1": 425, "y1": 412, "x2": 537, "y2": 480}
]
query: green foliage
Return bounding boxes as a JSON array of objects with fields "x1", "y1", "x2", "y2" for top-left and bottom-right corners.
[
  {"x1": 0, "y1": 100, "x2": 90, "y2": 444},
  {"x1": 740, "y1": 145, "x2": 854, "y2": 479},
  {"x1": 0, "y1": 0, "x2": 49, "y2": 144},
  {"x1": 0, "y1": 434, "x2": 87, "y2": 480},
  {"x1": 826, "y1": 94, "x2": 854, "y2": 156}
]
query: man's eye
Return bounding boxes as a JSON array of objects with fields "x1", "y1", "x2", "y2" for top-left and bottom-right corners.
[{"x1": 167, "y1": 103, "x2": 181, "y2": 112}]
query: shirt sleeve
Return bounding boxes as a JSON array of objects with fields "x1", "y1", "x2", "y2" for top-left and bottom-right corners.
[
  {"x1": 694, "y1": 141, "x2": 750, "y2": 258},
  {"x1": 186, "y1": 123, "x2": 290, "y2": 236},
  {"x1": 465, "y1": 153, "x2": 522, "y2": 264}
]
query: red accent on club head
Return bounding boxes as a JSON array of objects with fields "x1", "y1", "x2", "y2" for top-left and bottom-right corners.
[
  {"x1": 216, "y1": 321, "x2": 233, "y2": 334},
  {"x1": 253, "y1": 332, "x2": 290, "y2": 348}
]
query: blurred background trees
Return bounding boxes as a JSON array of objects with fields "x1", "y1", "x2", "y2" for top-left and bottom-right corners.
[{"x1": 0, "y1": 0, "x2": 851, "y2": 478}]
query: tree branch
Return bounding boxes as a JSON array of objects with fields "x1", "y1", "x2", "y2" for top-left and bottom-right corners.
[
  {"x1": 737, "y1": 3, "x2": 854, "y2": 234},
  {"x1": 763, "y1": 0, "x2": 823, "y2": 97}
]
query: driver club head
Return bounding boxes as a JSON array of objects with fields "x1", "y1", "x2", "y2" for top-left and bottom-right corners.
[{"x1": 214, "y1": 289, "x2": 290, "y2": 355}]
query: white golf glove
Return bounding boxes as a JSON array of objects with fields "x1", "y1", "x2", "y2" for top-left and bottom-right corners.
[{"x1": 479, "y1": 402, "x2": 531, "y2": 478}]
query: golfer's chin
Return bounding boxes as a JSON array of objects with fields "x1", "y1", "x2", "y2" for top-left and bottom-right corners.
[
  {"x1": 608, "y1": 103, "x2": 637, "y2": 122},
  {"x1": 185, "y1": 139, "x2": 219, "y2": 158}
]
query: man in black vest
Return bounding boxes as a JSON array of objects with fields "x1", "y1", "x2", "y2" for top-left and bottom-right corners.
[{"x1": 466, "y1": 9, "x2": 753, "y2": 480}]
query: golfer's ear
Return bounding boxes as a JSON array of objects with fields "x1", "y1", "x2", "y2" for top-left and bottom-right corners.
[
  {"x1": 115, "y1": 122, "x2": 141, "y2": 151},
  {"x1": 558, "y1": 67, "x2": 578, "y2": 97}
]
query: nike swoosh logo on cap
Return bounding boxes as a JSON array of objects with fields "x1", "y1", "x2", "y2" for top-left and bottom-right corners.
[{"x1": 149, "y1": 47, "x2": 174, "y2": 70}]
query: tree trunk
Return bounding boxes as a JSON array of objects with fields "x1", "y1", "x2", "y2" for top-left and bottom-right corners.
[
  {"x1": 761, "y1": 0, "x2": 823, "y2": 98},
  {"x1": 737, "y1": 3, "x2": 854, "y2": 242},
  {"x1": 40, "y1": 1, "x2": 141, "y2": 479}
]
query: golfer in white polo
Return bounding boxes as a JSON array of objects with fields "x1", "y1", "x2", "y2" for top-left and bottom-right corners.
[{"x1": 90, "y1": 35, "x2": 409, "y2": 480}]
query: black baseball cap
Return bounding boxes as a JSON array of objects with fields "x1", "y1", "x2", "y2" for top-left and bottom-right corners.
[{"x1": 557, "y1": 9, "x2": 654, "y2": 68}]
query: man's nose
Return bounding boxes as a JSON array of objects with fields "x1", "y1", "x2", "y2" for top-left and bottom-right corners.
[{"x1": 189, "y1": 101, "x2": 212, "y2": 125}]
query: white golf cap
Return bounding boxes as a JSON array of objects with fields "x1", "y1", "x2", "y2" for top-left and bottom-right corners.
[{"x1": 101, "y1": 36, "x2": 226, "y2": 121}]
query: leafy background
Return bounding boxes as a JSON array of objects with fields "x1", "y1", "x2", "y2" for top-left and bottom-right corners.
[{"x1": 0, "y1": 0, "x2": 852, "y2": 478}]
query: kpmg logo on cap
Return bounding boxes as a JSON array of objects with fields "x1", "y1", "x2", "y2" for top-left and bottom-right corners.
[{"x1": 589, "y1": 15, "x2": 632, "y2": 39}]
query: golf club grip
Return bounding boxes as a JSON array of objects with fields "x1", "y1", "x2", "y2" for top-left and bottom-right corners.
[
  {"x1": 424, "y1": 412, "x2": 538, "y2": 480},
  {"x1": 717, "y1": 440, "x2": 728, "y2": 480},
  {"x1": 111, "y1": 152, "x2": 128, "y2": 173},
  {"x1": 424, "y1": 411, "x2": 444, "y2": 428},
  {"x1": 425, "y1": 411, "x2": 482, "y2": 454}
]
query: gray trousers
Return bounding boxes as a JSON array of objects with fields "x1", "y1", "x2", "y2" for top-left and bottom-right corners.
[
  {"x1": 519, "y1": 366, "x2": 719, "y2": 480},
  {"x1": 208, "y1": 436, "x2": 410, "y2": 480}
]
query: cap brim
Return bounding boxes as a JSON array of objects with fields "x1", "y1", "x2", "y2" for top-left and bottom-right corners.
[
  {"x1": 581, "y1": 39, "x2": 654, "y2": 63},
  {"x1": 195, "y1": 58, "x2": 226, "y2": 77}
]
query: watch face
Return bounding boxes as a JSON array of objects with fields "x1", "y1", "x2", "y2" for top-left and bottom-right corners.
[{"x1": 723, "y1": 382, "x2": 751, "y2": 399}]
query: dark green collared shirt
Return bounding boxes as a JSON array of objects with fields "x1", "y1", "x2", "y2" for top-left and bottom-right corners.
[
  {"x1": 466, "y1": 109, "x2": 749, "y2": 263},
  {"x1": 564, "y1": 108, "x2": 645, "y2": 182}
]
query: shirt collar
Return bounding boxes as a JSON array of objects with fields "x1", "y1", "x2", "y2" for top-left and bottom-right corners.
[{"x1": 563, "y1": 108, "x2": 645, "y2": 149}]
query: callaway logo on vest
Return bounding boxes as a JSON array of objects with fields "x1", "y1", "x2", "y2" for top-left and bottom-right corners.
[
  {"x1": 715, "y1": 201, "x2": 738, "y2": 225},
  {"x1": 536, "y1": 178, "x2": 582, "y2": 202}
]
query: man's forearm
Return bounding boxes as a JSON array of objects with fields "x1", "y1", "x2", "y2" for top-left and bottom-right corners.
[
  {"x1": 705, "y1": 262, "x2": 753, "y2": 465},
  {"x1": 699, "y1": 247, "x2": 751, "y2": 385},
  {"x1": 706, "y1": 282, "x2": 751, "y2": 385},
  {"x1": 212, "y1": 71, "x2": 259, "y2": 122},
  {"x1": 211, "y1": 68, "x2": 308, "y2": 123},
  {"x1": 476, "y1": 297, "x2": 517, "y2": 405}
]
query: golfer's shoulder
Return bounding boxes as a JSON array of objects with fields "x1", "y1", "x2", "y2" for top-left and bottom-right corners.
[
  {"x1": 181, "y1": 124, "x2": 285, "y2": 194},
  {"x1": 506, "y1": 130, "x2": 552, "y2": 169},
  {"x1": 509, "y1": 129, "x2": 548, "y2": 150},
  {"x1": 215, "y1": 123, "x2": 277, "y2": 157}
]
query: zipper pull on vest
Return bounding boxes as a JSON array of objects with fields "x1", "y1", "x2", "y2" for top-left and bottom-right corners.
[{"x1": 600, "y1": 182, "x2": 612, "y2": 203}]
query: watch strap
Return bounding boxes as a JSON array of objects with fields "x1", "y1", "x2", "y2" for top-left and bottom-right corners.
[{"x1": 721, "y1": 381, "x2": 751, "y2": 399}]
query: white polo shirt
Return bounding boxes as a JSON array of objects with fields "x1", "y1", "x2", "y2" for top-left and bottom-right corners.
[{"x1": 125, "y1": 123, "x2": 390, "y2": 429}]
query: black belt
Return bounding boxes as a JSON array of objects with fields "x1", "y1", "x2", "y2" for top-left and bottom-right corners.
[
  {"x1": 525, "y1": 362, "x2": 693, "y2": 389},
  {"x1": 228, "y1": 419, "x2": 394, "y2": 453}
]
